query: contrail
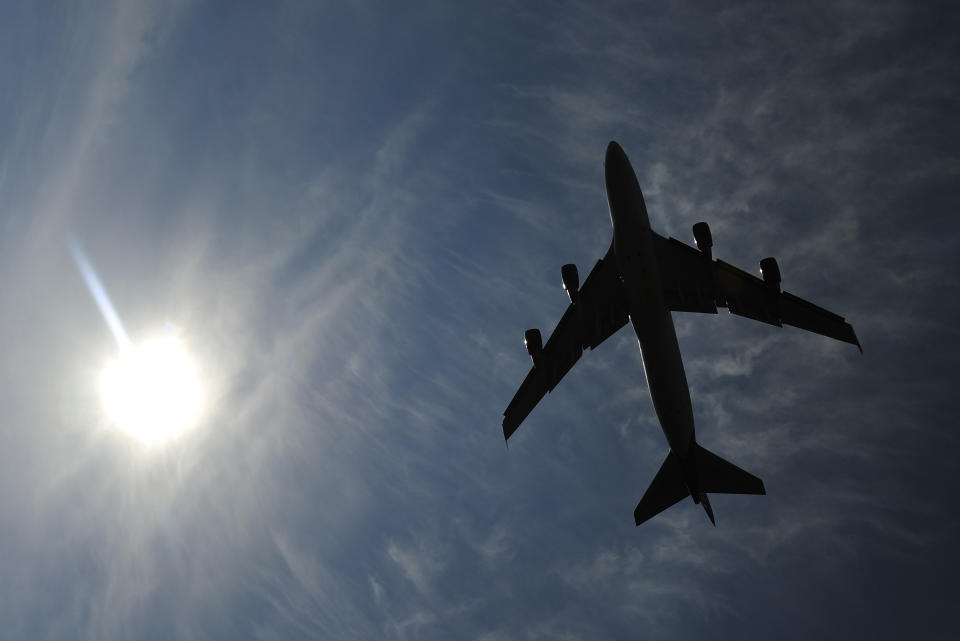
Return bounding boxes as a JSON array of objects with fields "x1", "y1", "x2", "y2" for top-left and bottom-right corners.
[{"x1": 67, "y1": 237, "x2": 132, "y2": 350}]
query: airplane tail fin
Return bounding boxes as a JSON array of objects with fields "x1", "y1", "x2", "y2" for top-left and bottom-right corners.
[{"x1": 634, "y1": 445, "x2": 766, "y2": 526}]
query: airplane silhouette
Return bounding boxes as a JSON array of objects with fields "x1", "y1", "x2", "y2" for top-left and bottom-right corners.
[{"x1": 503, "y1": 141, "x2": 860, "y2": 526}]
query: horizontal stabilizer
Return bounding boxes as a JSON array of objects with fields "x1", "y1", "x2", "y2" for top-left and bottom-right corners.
[
  {"x1": 634, "y1": 451, "x2": 689, "y2": 526},
  {"x1": 694, "y1": 444, "x2": 766, "y2": 495},
  {"x1": 634, "y1": 445, "x2": 766, "y2": 526}
]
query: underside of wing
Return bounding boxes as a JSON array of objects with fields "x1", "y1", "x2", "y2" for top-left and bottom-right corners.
[
  {"x1": 502, "y1": 245, "x2": 629, "y2": 441},
  {"x1": 652, "y1": 232, "x2": 718, "y2": 314},
  {"x1": 653, "y1": 226, "x2": 861, "y2": 351},
  {"x1": 715, "y1": 259, "x2": 861, "y2": 350},
  {"x1": 779, "y1": 290, "x2": 861, "y2": 349},
  {"x1": 578, "y1": 245, "x2": 631, "y2": 349}
]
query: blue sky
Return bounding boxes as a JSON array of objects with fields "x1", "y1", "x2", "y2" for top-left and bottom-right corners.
[{"x1": 1, "y1": 1, "x2": 957, "y2": 639}]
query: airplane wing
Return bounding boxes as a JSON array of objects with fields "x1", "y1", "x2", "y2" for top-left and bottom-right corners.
[
  {"x1": 652, "y1": 231, "x2": 861, "y2": 350},
  {"x1": 502, "y1": 245, "x2": 630, "y2": 441}
]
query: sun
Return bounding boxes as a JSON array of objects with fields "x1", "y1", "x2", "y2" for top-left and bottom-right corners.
[{"x1": 99, "y1": 333, "x2": 205, "y2": 445}]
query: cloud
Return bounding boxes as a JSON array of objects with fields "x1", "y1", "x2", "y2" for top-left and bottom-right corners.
[{"x1": 386, "y1": 538, "x2": 446, "y2": 596}]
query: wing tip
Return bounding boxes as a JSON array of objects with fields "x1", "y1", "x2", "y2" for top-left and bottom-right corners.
[
  {"x1": 632, "y1": 504, "x2": 646, "y2": 527},
  {"x1": 502, "y1": 416, "x2": 517, "y2": 444},
  {"x1": 850, "y1": 324, "x2": 863, "y2": 353}
]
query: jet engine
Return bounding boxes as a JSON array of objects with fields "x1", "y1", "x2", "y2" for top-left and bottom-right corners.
[
  {"x1": 693, "y1": 222, "x2": 713, "y2": 261},
  {"x1": 760, "y1": 257, "x2": 782, "y2": 324},
  {"x1": 760, "y1": 257, "x2": 781, "y2": 292},
  {"x1": 561, "y1": 263, "x2": 580, "y2": 304},
  {"x1": 525, "y1": 328, "x2": 543, "y2": 366}
]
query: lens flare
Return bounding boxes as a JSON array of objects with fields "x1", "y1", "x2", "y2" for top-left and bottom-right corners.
[{"x1": 68, "y1": 238, "x2": 131, "y2": 350}]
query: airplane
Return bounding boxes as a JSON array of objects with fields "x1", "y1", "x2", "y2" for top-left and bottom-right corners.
[{"x1": 502, "y1": 141, "x2": 861, "y2": 527}]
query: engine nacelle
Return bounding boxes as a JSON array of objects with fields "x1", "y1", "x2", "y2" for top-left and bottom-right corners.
[
  {"x1": 760, "y1": 257, "x2": 781, "y2": 291},
  {"x1": 693, "y1": 222, "x2": 713, "y2": 260},
  {"x1": 524, "y1": 328, "x2": 543, "y2": 366},
  {"x1": 760, "y1": 257, "x2": 782, "y2": 325},
  {"x1": 561, "y1": 263, "x2": 580, "y2": 304}
]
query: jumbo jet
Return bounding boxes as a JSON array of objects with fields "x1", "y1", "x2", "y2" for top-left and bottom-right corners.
[{"x1": 502, "y1": 141, "x2": 860, "y2": 526}]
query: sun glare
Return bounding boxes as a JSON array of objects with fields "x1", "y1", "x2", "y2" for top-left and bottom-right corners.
[{"x1": 99, "y1": 334, "x2": 204, "y2": 445}]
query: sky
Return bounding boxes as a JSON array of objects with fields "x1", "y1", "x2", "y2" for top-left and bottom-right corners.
[{"x1": 1, "y1": 1, "x2": 958, "y2": 639}]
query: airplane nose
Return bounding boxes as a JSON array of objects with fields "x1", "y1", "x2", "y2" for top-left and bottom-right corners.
[
  {"x1": 604, "y1": 140, "x2": 646, "y2": 232},
  {"x1": 605, "y1": 140, "x2": 628, "y2": 169},
  {"x1": 604, "y1": 140, "x2": 633, "y2": 190}
]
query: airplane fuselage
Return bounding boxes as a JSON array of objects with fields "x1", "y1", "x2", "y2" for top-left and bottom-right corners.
[{"x1": 604, "y1": 142, "x2": 697, "y2": 463}]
